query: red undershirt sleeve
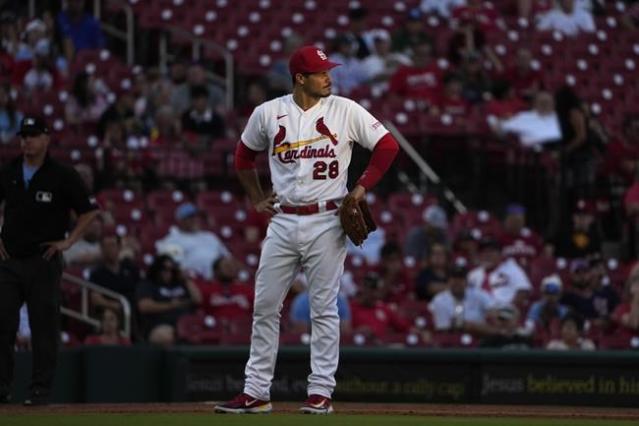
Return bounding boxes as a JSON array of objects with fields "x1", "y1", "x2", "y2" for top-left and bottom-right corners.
[
  {"x1": 234, "y1": 141, "x2": 260, "y2": 170},
  {"x1": 356, "y1": 133, "x2": 400, "y2": 190}
]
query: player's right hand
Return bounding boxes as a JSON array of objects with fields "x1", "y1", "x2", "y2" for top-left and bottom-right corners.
[{"x1": 255, "y1": 193, "x2": 278, "y2": 215}]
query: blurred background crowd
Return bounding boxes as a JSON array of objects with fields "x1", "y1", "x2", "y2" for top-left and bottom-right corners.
[{"x1": 3, "y1": 0, "x2": 639, "y2": 351}]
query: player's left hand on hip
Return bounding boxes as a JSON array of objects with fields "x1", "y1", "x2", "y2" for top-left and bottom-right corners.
[{"x1": 41, "y1": 239, "x2": 72, "y2": 260}]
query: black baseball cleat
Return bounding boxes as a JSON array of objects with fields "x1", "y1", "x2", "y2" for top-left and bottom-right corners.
[{"x1": 23, "y1": 389, "x2": 49, "y2": 406}]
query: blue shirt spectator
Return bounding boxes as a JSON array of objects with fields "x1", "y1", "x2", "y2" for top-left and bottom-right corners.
[
  {"x1": 289, "y1": 291, "x2": 351, "y2": 332},
  {"x1": 57, "y1": 0, "x2": 105, "y2": 53}
]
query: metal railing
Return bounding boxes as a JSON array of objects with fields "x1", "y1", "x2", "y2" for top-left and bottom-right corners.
[
  {"x1": 160, "y1": 26, "x2": 235, "y2": 111},
  {"x1": 60, "y1": 272, "x2": 132, "y2": 339},
  {"x1": 385, "y1": 120, "x2": 467, "y2": 214},
  {"x1": 96, "y1": 0, "x2": 135, "y2": 66}
]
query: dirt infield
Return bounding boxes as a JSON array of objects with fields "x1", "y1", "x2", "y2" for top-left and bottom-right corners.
[{"x1": 2, "y1": 402, "x2": 639, "y2": 420}]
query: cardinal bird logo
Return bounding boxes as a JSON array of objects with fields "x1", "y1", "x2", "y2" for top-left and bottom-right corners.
[{"x1": 315, "y1": 117, "x2": 338, "y2": 146}]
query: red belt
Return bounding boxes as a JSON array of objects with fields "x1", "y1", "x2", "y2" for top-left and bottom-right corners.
[{"x1": 280, "y1": 201, "x2": 338, "y2": 215}]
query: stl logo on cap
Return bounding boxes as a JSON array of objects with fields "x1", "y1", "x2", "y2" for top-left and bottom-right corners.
[{"x1": 316, "y1": 49, "x2": 328, "y2": 61}]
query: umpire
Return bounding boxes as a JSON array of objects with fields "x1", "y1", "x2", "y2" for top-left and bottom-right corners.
[{"x1": 0, "y1": 116, "x2": 99, "y2": 405}]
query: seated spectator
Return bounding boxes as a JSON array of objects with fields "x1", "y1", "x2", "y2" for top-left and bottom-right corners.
[
  {"x1": 554, "y1": 199, "x2": 602, "y2": 258},
  {"x1": 499, "y1": 203, "x2": 544, "y2": 268},
  {"x1": 330, "y1": 36, "x2": 369, "y2": 96},
  {"x1": 621, "y1": 1, "x2": 639, "y2": 30},
  {"x1": 467, "y1": 237, "x2": 533, "y2": 307},
  {"x1": 56, "y1": 0, "x2": 105, "y2": 62},
  {"x1": 561, "y1": 258, "x2": 620, "y2": 327},
  {"x1": 420, "y1": 0, "x2": 466, "y2": 18},
  {"x1": 22, "y1": 40, "x2": 60, "y2": 93},
  {"x1": 350, "y1": 272, "x2": 411, "y2": 342},
  {"x1": 289, "y1": 272, "x2": 352, "y2": 334},
  {"x1": 458, "y1": 51, "x2": 492, "y2": 104},
  {"x1": 429, "y1": 263, "x2": 495, "y2": 333},
  {"x1": 392, "y1": 8, "x2": 433, "y2": 56},
  {"x1": 89, "y1": 232, "x2": 141, "y2": 314},
  {"x1": 237, "y1": 80, "x2": 268, "y2": 123},
  {"x1": 404, "y1": 204, "x2": 449, "y2": 262},
  {"x1": 98, "y1": 87, "x2": 137, "y2": 139},
  {"x1": 170, "y1": 62, "x2": 225, "y2": 115},
  {"x1": 156, "y1": 202, "x2": 231, "y2": 280},
  {"x1": 484, "y1": 80, "x2": 527, "y2": 121},
  {"x1": 65, "y1": 71, "x2": 108, "y2": 125},
  {"x1": 432, "y1": 72, "x2": 470, "y2": 117},
  {"x1": 452, "y1": 230, "x2": 481, "y2": 267},
  {"x1": 517, "y1": 0, "x2": 553, "y2": 19},
  {"x1": 84, "y1": 307, "x2": 131, "y2": 346},
  {"x1": 375, "y1": 242, "x2": 412, "y2": 303},
  {"x1": 415, "y1": 242, "x2": 449, "y2": 301},
  {"x1": 491, "y1": 91, "x2": 561, "y2": 148},
  {"x1": 499, "y1": 48, "x2": 542, "y2": 101},
  {"x1": 363, "y1": 29, "x2": 412, "y2": 84},
  {"x1": 181, "y1": 85, "x2": 225, "y2": 140},
  {"x1": 603, "y1": 114, "x2": 639, "y2": 186},
  {"x1": 136, "y1": 255, "x2": 202, "y2": 346},
  {"x1": 448, "y1": 0, "x2": 503, "y2": 70},
  {"x1": 63, "y1": 215, "x2": 103, "y2": 267},
  {"x1": 197, "y1": 257, "x2": 253, "y2": 320},
  {"x1": 611, "y1": 275, "x2": 639, "y2": 337},
  {"x1": 536, "y1": 0, "x2": 595, "y2": 37},
  {"x1": 0, "y1": 82, "x2": 22, "y2": 143},
  {"x1": 347, "y1": 227, "x2": 386, "y2": 264},
  {"x1": 527, "y1": 274, "x2": 569, "y2": 333},
  {"x1": 150, "y1": 105, "x2": 182, "y2": 147},
  {"x1": 479, "y1": 304, "x2": 533, "y2": 349},
  {"x1": 546, "y1": 314, "x2": 595, "y2": 350},
  {"x1": 14, "y1": 19, "x2": 48, "y2": 62},
  {"x1": 339, "y1": 7, "x2": 375, "y2": 59},
  {"x1": 267, "y1": 32, "x2": 303, "y2": 97},
  {"x1": 389, "y1": 40, "x2": 443, "y2": 104}
]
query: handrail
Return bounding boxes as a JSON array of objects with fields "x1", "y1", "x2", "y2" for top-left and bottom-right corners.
[
  {"x1": 161, "y1": 25, "x2": 235, "y2": 111},
  {"x1": 61, "y1": 272, "x2": 132, "y2": 339},
  {"x1": 95, "y1": 0, "x2": 135, "y2": 66},
  {"x1": 384, "y1": 120, "x2": 467, "y2": 214}
]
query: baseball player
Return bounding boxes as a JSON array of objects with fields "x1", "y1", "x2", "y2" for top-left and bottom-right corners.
[{"x1": 215, "y1": 46, "x2": 398, "y2": 414}]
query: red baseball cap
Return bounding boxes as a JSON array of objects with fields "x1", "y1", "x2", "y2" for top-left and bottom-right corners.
[{"x1": 289, "y1": 45, "x2": 341, "y2": 78}]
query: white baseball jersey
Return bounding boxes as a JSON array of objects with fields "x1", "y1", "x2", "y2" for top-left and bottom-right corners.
[
  {"x1": 467, "y1": 258, "x2": 532, "y2": 306},
  {"x1": 240, "y1": 94, "x2": 389, "y2": 205}
]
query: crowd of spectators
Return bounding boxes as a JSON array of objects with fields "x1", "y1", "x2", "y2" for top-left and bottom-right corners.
[{"x1": 3, "y1": 1, "x2": 639, "y2": 350}]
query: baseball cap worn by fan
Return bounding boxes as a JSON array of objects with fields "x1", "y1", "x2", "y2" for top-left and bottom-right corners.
[
  {"x1": 541, "y1": 274, "x2": 562, "y2": 295},
  {"x1": 423, "y1": 205, "x2": 448, "y2": 229},
  {"x1": 175, "y1": 203, "x2": 199, "y2": 221},
  {"x1": 17, "y1": 116, "x2": 49, "y2": 137},
  {"x1": 289, "y1": 46, "x2": 341, "y2": 78}
]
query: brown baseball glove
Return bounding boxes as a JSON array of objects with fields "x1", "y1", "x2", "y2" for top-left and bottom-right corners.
[{"x1": 339, "y1": 195, "x2": 377, "y2": 246}]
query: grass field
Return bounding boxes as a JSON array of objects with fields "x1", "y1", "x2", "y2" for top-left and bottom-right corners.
[{"x1": 3, "y1": 415, "x2": 639, "y2": 426}]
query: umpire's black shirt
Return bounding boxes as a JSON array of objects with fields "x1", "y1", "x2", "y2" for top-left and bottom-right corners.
[{"x1": 0, "y1": 155, "x2": 98, "y2": 258}]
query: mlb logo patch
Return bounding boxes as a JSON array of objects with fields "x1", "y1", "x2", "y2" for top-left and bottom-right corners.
[{"x1": 35, "y1": 191, "x2": 53, "y2": 202}]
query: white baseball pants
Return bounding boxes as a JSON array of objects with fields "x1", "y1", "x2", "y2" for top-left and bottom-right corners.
[{"x1": 243, "y1": 209, "x2": 346, "y2": 400}]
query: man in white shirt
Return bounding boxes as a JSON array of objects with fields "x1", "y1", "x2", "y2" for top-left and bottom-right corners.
[
  {"x1": 155, "y1": 203, "x2": 229, "y2": 280},
  {"x1": 536, "y1": 0, "x2": 596, "y2": 37},
  {"x1": 430, "y1": 263, "x2": 495, "y2": 332},
  {"x1": 492, "y1": 91, "x2": 561, "y2": 148},
  {"x1": 330, "y1": 36, "x2": 370, "y2": 96},
  {"x1": 467, "y1": 237, "x2": 532, "y2": 307},
  {"x1": 420, "y1": 0, "x2": 467, "y2": 18}
]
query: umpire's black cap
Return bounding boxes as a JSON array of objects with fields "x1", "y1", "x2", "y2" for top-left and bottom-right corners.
[{"x1": 17, "y1": 116, "x2": 49, "y2": 137}]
